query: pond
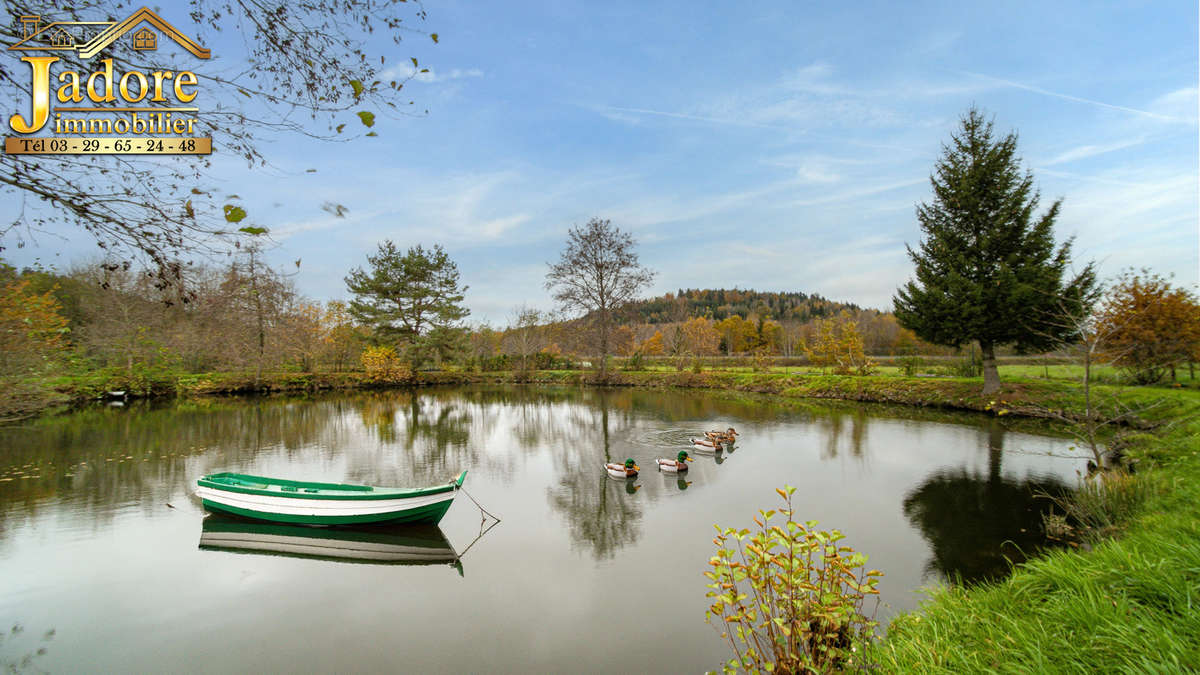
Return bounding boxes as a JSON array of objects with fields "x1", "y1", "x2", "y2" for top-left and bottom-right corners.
[{"x1": 0, "y1": 386, "x2": 1085, "y2": 673}]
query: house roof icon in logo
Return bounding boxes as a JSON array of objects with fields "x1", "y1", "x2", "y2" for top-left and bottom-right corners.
[{"x1": 9, "y1": 7, "x2": 210, "y2": 59}]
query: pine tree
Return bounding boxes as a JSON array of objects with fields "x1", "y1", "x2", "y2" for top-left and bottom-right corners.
[
  {"x1": 893, "y1": 107, "x2": 1097, "y2": 394},
  {"x1": 345, "y1": 242, "x2": 469, "y2": 366}
]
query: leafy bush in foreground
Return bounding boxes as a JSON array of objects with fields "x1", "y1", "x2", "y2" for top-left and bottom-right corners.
[{"x1": 706, "y1": 486, "x2": 882, "y2": 673}]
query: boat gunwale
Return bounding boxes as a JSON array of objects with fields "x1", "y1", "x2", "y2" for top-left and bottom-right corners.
[{"x1": 196, "y1": 471, "x2": 466, "y2": 501}]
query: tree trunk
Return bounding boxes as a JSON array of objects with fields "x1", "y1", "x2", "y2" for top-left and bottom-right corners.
[
  {"x1": 986, "y1": 422, "x2": 1003, "y2": 484},
  {"x1": 980, "y1": 340, "x2": 1001, "y2": 394},
  {"x1": 1082, "y1": 345, "x2": 1103, "y2": 467},
  {"x1": 249, "y1": 251, "x2": 265, "y2": 388},
  {"x1": 599, "y1": 319, "x2": 609, "y2": 379}
]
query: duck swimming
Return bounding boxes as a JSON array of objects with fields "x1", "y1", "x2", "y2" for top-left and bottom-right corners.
[
  {"x1": 691, "y1": 437, "x2": 723, "y2": 450},
  {"x1": 605, "y1": 458, "x2": 640, "y2": 479},
  {"x1": 704, "y1": 427, "x2": 739, "y2": 444},
  {"x1": 655, "y1": 450, "x2": 693, "y2": 473}
]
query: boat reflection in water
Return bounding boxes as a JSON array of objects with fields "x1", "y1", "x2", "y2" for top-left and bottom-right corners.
[{"x1": 199, "y1": 515, "x2": 464, "y2": 574}]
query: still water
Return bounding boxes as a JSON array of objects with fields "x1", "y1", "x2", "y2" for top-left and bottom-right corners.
[{"x1": 0, "y1": 386, "x2": 1084, "y2": 673}]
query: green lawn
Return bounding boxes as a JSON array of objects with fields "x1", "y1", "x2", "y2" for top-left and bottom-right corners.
[{"x1": 618, "y1": 360, "x2": 1198, "y2": 389}]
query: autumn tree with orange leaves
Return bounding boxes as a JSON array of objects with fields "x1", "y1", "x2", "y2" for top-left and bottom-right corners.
[
  {"x1": 0, "y1": 265, "x2": 70, "y2": 417},
  {"x1": 640, "y1": 330, "x2": 666, "y2": 356},
  {"x1": 1095, "y1": 270, "x2": 1200, "y2": 384},
  {"x1": 681, "y1": 317, "x2": 720, "y2": 357}
]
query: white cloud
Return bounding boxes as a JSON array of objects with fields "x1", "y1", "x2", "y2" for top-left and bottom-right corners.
[
  {"x1": 592, "y1": 104, "x2": 791, "y2": 131},
  {"x1": 478, "y1": 214, "x2": 530, "y2": 238},
  {"x1": 1040, "y1": 138, "x2": 1145, "y2": 166},
  {"x1": 379, "y1": 64, "x2": 485, "y2": 84},
  {"x1": 1148, "y1": 86, "x2": 1199, "y2": 124},
  {"x1": 788, "y1": 178, "x2": 926, "y2": 208},
  {"x1": 600, "y1": 178, "x2": 802, "y2": 230},
  {"x1": 952, "y1": 69, "x2": 1180, "y2": 121},
  {"x1": 697, "y1": 234, "x2": 911, "y2": 309},
  {"x1": 1054, "y1": 170, "x2": 1199, "y2": 273},
  {"x1": 271, "y1": 208, "x2": 383, "y2": 239},
  {"x1": 778, "y1": 62, "x2": 844, "y2": 95}
]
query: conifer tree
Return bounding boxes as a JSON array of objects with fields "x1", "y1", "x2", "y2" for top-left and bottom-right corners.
[
  {"x1": 893, "y1": 108, "x2": 1097, "y2": 394},
  {"x1": 345, "y1": 242, "x2": 468, "y2": 366}
]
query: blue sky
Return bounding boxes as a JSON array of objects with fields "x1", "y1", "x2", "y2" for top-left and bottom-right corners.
[{"x1": 6, "y1": 0, "x2": 1198, "y2": 324}]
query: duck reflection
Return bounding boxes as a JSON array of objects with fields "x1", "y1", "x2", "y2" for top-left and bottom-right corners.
[
  {"x1": 690, "y1": 444, "x2": 726, "y2": 464},
  {"x1": 198, "y1": 515, "x2": 463, "y2": 573},
  {"x1": 902, "y1": 422, "x2": 1070, "y2": 584}
]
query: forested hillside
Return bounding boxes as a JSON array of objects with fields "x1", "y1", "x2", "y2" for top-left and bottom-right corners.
[{"x1": 630, "y1": 288, "x2": 862, "y2": 323}]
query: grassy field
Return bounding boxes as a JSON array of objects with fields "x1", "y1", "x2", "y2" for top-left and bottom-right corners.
[{"x1": 625, "y1": 361, "x2": 1198, "y2": 386}]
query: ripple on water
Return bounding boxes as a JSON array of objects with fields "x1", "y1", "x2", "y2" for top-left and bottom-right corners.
[{"x1": 638, "y1": 428, "x2": 706, "y2": 449}]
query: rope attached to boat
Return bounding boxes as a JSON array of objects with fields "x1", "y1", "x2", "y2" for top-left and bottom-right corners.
[
  {"x1": 459, "y1": 485, "x2": 501, "y2": 524},
  {"x1": 452, "y1": 486, "x2": 501, "y2": 563},
  {"x1": 455, "y1": 517, "x2": 500, "y2": 561}
]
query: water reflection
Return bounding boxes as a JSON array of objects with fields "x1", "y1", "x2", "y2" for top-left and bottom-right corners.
[
  {"x1": 815, "y1": 408, "x2": 869, "y2": 461},
  {"x1": 546, "y1": 390, "x2": 645, "y2": 559},
  {"x1": 902, "y1": 421, "x2": 1071, "y2": 584},
  {"x1": 346, "y1": 390, "x2": 481, "y2": 487},
  {"x1": 0, "y1": 387, "x2": 1081, "y2": 582},
  {"x1": 199, "y1": 515, "x2": 463, "y2": 571}
]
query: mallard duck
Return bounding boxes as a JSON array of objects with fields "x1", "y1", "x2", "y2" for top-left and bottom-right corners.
[
  {"x1": 655, "y1": 450, "x2": 693, "y2": 472},
  {"x1": 605, "y1": 458, "x2": 640, "y2": 478},
  {"x1": 691, "y1": 437, "x2": 723, "y2": 450},
  {"x1": 704, "y1": 427, "x2": 739, "y2": 443}
]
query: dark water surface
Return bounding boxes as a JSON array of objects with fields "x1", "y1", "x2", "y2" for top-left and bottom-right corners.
[{"x1": 0, "y1": 386, "x2": 1085, "y2": 673}]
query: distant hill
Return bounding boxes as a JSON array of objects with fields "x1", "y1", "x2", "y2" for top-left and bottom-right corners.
[{"x1": 628, "y1": 288, "x2": 862, "y2": 324}]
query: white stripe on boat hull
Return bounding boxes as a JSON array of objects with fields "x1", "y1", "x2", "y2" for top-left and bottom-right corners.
[{"x1": 195, "y1": 486, "x2": 456, "y2": 518}]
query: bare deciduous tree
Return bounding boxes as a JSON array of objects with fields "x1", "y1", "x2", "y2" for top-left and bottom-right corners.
[
  {"x1": 223, "y1": 242, "x2": 296, "y2": 384},
  {"x1": 545, "y1": 218, "x2": 655, "y2": 379},
  {"x1": 503, "y1": 305, "x2": 544, "y2": 374}
]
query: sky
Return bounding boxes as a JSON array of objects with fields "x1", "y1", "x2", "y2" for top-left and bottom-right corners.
[{"x1": 5, "y1": 0, "x2": 1198, "y2": 325}]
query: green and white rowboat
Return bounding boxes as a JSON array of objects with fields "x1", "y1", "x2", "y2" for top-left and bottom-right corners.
[{"x1": 195, "y1": 470, "x2": 467, "y2": 526}]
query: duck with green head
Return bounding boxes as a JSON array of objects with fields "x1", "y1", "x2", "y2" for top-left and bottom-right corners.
[
  {"x1": 605, "y1": 457, "x2": 640, "y2": 479},
  {"x1": 655, "y1": 450, "x2": 693, "y2": 473}
]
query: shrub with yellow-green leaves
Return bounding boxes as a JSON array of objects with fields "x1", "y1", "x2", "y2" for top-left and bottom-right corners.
[
  {"x1": 360, "y1": 345, "x2": 411, "y2": 383},
  {"x1": 706, "y1": 486, "x2": 882, "y2": 674}
]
